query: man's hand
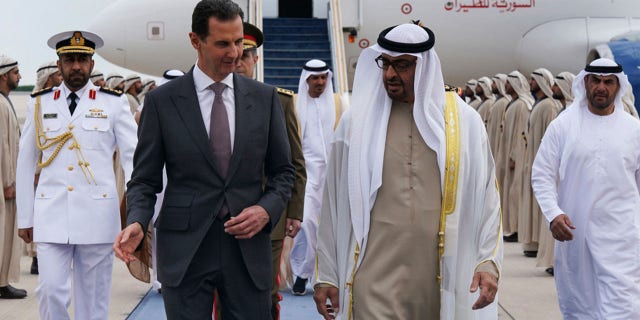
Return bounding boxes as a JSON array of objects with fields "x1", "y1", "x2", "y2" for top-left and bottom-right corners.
[
  {"x1": 18, "y1": 228, "x2": 33, "y2": 244},
  {"x1": 550, "y1": 214, "x2": 575, "y2": 241},
  {"x1": 3, "y1": 185, "x2": 16, "y2": 200},
  {"x1": 113, "y1": 223, "x2": 145, "y2": 263},
  {"x1": 285, "y1": 218, "x2": 301, "y2": 238},
  {"x1": 313, "y1": 285, "x2": 340, "y2": 320},
  {"x1": 470, "y1": 271, "x2": 498, "y2": 310},
  {"x1": 224, "y1": 205, "x2": 270, "y2": 239}
]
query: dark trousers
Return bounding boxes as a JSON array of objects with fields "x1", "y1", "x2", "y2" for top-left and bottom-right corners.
[{"x1": 162, "y1": 218, "x2": 271, "y2": 320}]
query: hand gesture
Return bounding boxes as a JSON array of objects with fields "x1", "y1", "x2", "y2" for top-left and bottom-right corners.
[
  {"x1": 313, "y1": 285, "x2": 340, "y2": 320},
  {"x1": 550, "y1": 214, "x2": 575, "y2": 241},
  {"x1": 470, "y1": 271, "x2": 498, "y2": 310},
  {"x1": 113, "y1": 223, "x2": 145, "y2": 263},
  {"x1": 224, "y1": 205, "x2": 270, "y2": 239}
]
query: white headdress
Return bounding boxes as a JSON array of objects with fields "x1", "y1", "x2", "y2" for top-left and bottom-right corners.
[
  {"x1": 124, "y1": 74, "x2": 141, "y2": 92},
  {"x1": 295, "y1": 59, "x2": 335, "y2": 145},
  {"x1": 477, "y1": 76, "x2": 495, "y2": 101},
  {"x1": 159, "y1": 69, "x2": 184, "y2": 86},
  {"x1": 531, "y1": 67, "x2": 554, "y2": 100},
  {"x1": 492, "y1": 73, "x2": 511, "y2": 101},
  {"x1": 33, "y1": 61, "x2": 59, "y2": 92},
  {"x1": 555, "y1": 71, "x2": 575, "y2": 104},
  {"x1": 105, "y1": 73, "x2": 124, "y2": 90},
  {"x1": 507, "y1": 70, "x2": 534, "y2": 108},
  {"x1": 0, "y1": 55, "x2": 18, "y2": 76},
  {"x1": 348, "y1": 22, "x2": 451, "y2": 249}
]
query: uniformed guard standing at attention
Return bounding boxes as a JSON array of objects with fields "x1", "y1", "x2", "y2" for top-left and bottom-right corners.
[{"x1": 15, "y1": 30, "x2": 138, "y2": 320}]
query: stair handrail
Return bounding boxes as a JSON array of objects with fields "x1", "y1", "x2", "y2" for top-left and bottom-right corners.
[{"x1": 328, "y1": 0, "x2": 351, "y2": 109}]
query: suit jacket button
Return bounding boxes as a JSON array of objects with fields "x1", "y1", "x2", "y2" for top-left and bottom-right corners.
[
  {"x1": 68, "y1": 124, "x2": 74, "y2": 130},
  {"x1": 68, "y1": 165, "x2": 74, "y2": 171},
  {"x1": 68, "y1": 186, "x2": 74, "y2": 191}
]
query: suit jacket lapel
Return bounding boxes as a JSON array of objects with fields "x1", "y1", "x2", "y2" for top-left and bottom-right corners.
[
  {"x1": 226, "y1": 74, "x2": 251, "y2": 180},
  {"x1": 173, "y1": 70, "x2": 219, "y2": 173}
]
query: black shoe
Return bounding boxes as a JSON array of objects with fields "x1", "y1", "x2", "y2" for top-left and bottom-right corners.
[
  {"x1": 545, "y1": 267, "x2": 554, "y2": 276},
  {"x1": 0, "y1": 285, "x2": 27, "y2": 299},
  {"x1": 292, "y1": 277, "x2": 308, "y2": 296},
  {"x1": 523, "y1": 250, "x2": 538, "y2": 258},
  {"x1": 503, "y1": 232, "x2": 518, "y2": 242},
  {"x1": 30, "y1": 257, "x2": 39, "y2": 275}
]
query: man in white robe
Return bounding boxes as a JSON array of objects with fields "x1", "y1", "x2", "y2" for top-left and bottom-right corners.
[
  {"x1": 532, "y1": 58, "x2": 640, "y2": 319},
  {"x1": 0, "y1": 55, "x2": 27, "y2": 299},
  {"x1": 290, "y1": 59, "x2": 342, "y2": 295},
  {"x1": 313, "y1": 23, "x2": 502, "y2": 320}
]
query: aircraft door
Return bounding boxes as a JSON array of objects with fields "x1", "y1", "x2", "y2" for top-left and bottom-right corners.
[{"x1": 279, "y1": 0, "x2": 312, "y2": 17}]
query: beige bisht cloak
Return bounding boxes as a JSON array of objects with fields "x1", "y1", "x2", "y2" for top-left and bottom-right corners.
[
  {"x1": 519, "y1": 97, "x2": 560, "y2": 246},
  {"x1": 498, "y1": 98, "x2": 530, "y2": 234},
  {"x1": 0, "y1": 94, "x2": 21, "y2": 286}
]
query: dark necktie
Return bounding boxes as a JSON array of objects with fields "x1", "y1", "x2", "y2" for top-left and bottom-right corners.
[
  {"x1": 209, "y1": 82, "x2": 231, "y2": 219},
  {"x1": 68, "y1": 92, "x2": 78, "y2": 115}
]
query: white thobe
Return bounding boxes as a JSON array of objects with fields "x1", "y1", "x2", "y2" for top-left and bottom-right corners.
[
  {"x1": 316, "y1": 95, "x2": 503, "y2": 320},
  {"x1": 532, "y1": 105, "x2": 640, "y2": 319},
  {"x1": 291, "y1": 97, "x2": 331, "y2": 279}
]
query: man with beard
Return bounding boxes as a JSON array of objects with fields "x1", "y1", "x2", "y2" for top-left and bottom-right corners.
[
  {"x1": 498, "y1": 71, "x2": 534, "y2": 242},
  {"x1": 124, "y1": 74, "x2": 143, "y2": 114},
  {"x1": 519, "y1": 68, "x2": 561, "y2": 258},
  {"x1": 314, "y1": 22, "x2": 502, "y2": 319},
  {"x1": 464, "y1": 78, "x2": 482, "y2": 109},
  {"x1": 290, "y1": 59, "x2": 343, "y2": 295},
  {"x1": 16, "y1": 31, "x2": 137, "y2": 319},
  {"x1": 532, "y1": 58, "x2": 640, "y2": 319},
  {"x1": 552, "y1": 71, "x2": 575, "y2": 111},
  {"x1": 0, "y1": 55, "x2": 27, "y2": 299},
  {"x1": 476, "y1": 76, "x2": 496, "y2": 126}
]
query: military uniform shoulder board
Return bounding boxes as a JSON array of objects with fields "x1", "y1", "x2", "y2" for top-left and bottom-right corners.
[
  {"x1": 276, "y1": 87, "x2": 294, "y2": 97},
  {"x1": 30, "y1": 87, "x2": 54, "y2": 98},
  {"x1": 99, "y1": 87, "x2": 123, "y2": 96}
]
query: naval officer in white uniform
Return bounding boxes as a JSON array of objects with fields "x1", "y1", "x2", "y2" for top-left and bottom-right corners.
[{"x1": 16, "y1": 30, "x2": 138, "y2": 320}]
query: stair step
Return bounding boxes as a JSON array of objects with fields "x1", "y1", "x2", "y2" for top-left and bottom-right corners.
[
  {"x1": 263, "y1": 18, "x2": 327, "y2": 27},
  {"x1": 265, "y1": 34, "x2": 328, "y2": 42},
  {"x1": 264, "y1": 41, "x2": 329, "y2": 50},
  {"x1": 263, "y1": 26, "x2": 328, "y2": 34}
]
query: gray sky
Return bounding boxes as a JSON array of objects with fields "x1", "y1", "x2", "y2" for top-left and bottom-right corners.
[{"x1": 2, "y1": 0, "x2": 156, "y2": 86}]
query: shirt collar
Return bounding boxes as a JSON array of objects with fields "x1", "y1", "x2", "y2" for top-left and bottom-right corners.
[
  {"x1": 61, "y1": 81, "x2": 91, "y2": 100},
  {"x1": 193, "y1": 62, "x2": 235, "y2": 92}
]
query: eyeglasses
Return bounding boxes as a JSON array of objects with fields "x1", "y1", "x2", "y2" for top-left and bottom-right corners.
[{"x1": 374, "y1": 56, "x2": 416, "y2": 72}]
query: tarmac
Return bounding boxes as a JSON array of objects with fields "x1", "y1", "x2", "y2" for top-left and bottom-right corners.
[{"x1": 1, "y1": 92, "x2": 563, "y2": 319}]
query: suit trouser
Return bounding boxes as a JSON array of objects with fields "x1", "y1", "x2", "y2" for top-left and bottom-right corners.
[
  {"x1": 36, "y1": 242, "x2": 113, "y2": 320},
  {"x1": 162, "y1": 218, "x2": 271, "y2": 320}
]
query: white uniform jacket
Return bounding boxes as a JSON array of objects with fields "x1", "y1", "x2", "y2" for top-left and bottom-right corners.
[
  {"x1": 16, "y1": 83, "x2": 137, "y2": 244},
  {"x1": 315, "y1": 94, "x2": 503, "y2": 320}
]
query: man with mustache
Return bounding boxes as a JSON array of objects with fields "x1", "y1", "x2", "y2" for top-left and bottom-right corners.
[
  {"x1": 290, "y1": 59, "x2": 343, "y2": 296},
  {"x1": 16, "y1": 30, "x2": 138, "y2": 319},
  {"x1": 532, "y1": 58, "x2": 640, "y2": 319},
  {"x1": 313, "y1": 22, "x2": 502, "y2": 319}
]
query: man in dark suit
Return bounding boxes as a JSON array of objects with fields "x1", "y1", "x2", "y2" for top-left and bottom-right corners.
[{"x1": 113, "y1": 0, "x2": 295, "y2": 319}]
